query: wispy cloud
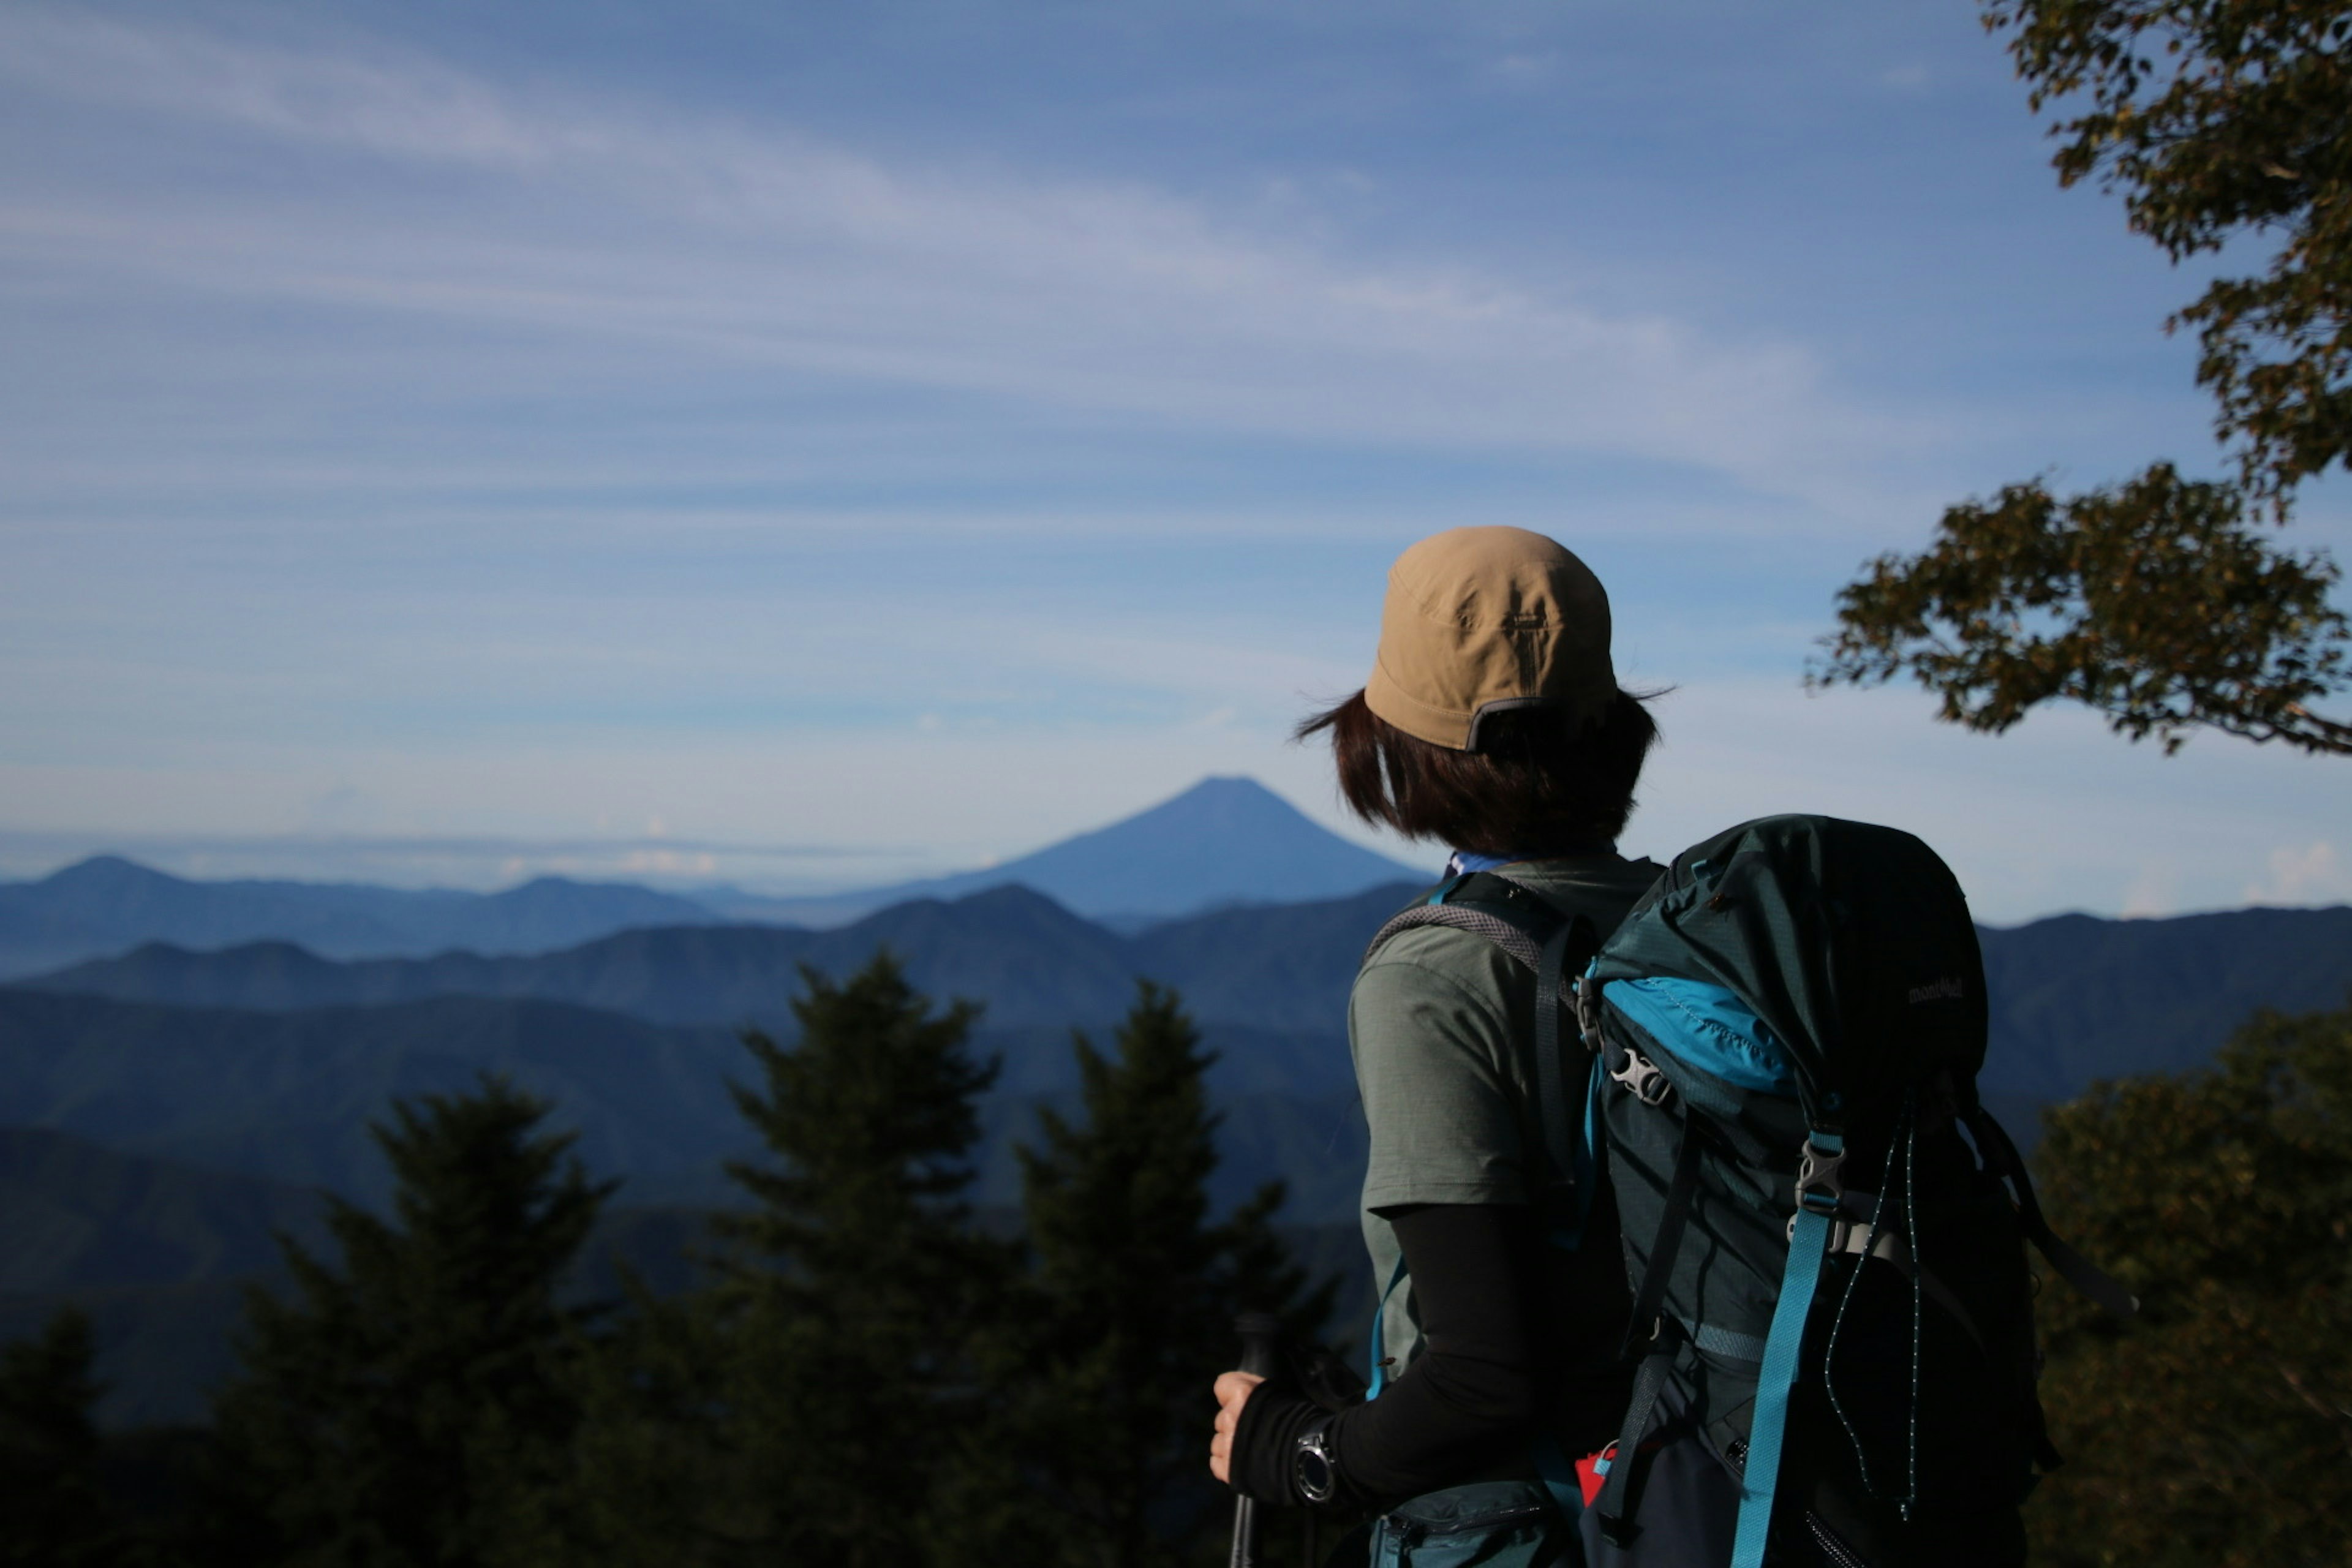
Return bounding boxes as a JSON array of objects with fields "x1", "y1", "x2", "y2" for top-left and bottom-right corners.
[
  {"x1": 0, "y1": 826, "x2": 924, "y2": 892},
  {"x1": 1, "y1": 3, "x2": 2329, "y2": 925},
  {"x1": 0, "y1": 7, "x2": 1907, "y2": 506},
  {"x1": 2242, "y1": 841, "x2": 2348, "y2": 908}
]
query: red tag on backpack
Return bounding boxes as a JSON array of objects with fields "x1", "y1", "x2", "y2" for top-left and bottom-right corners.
[{"x1": 1575, "y1": 1443, "x2": 1616, "y2": 1507}]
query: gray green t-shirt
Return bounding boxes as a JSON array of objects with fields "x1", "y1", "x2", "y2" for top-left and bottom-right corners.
[{"x1": 1351, "y1": 853, "x2": 1663, "y2": 1371}]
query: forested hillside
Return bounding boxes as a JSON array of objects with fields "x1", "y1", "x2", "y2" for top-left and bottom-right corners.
[{"x1": 20, "y1": 887, "x2": 2349, "y2": 1099}]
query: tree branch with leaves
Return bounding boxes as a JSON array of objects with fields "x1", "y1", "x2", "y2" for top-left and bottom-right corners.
[
  {"x1": 1818, "y1": 463, "x2": 2350, "y2": 752},
  {"x1": 1819, "y1": 0, "x2": 2352, "y2": 754}
]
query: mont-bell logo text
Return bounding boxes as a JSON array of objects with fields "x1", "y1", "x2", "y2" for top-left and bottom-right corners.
[{"x1": 1908, "y1": 976, "x2": 1966, "y2": 1005}]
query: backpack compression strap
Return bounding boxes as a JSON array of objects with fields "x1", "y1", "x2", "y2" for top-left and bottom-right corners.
[
  {"x1": 1730, "y1": 1132, "x2": 1847, "y2": 1568},
  {"x1": 1589, "y1": 1112, "x2": 1706, "y2": 1544},
  {"x1": 1967, "y1": 1106, "x2": 2139, "y2": 1319}
]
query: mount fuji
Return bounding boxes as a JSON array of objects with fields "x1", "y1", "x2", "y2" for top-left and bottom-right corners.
[{"x1": 701, "y1": 776, "x2": 1429, "y2": 927}]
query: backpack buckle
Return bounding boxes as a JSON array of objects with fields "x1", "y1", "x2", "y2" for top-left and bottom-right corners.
[
  {"x1": 1795, "y1": 1138, "x2": 1847, "y2": 1214},
  {"x1": 1609, "y1": 1047, "x2": 1675, "y2": 1107},
  {"x1": 1572, "y1": 974, "x2": 1605, "y2": 1050}
]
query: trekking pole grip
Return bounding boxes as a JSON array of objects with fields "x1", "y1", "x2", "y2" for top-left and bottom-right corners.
[
  {"x1": 1235, "y1": 1310, "x2": 1283, "y2": 1378},
  {"x1": 1229, "y1": 1311, "x2": 1284, "y2": 1568}
]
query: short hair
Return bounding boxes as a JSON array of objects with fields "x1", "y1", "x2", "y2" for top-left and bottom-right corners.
[{"x1": 1296, "y1": 688, "x2": 1659, "y2": 853}]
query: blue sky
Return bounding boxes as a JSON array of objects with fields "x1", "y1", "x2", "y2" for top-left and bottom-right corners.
[{"x1": 2, "y1": 0, "x2": 2344, "y2": 921}]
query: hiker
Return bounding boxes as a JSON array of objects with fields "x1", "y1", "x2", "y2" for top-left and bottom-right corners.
[{"x1": 1210, "y1": 526, "x2": 1663, "y2": 1561}]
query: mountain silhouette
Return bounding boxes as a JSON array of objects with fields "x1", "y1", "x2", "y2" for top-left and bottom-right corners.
[
  {"x1": 703, "y1": 775, "x2": 1427, "y2": 925},
  {"x1": 21, "y1": 879, "x2": 1428, "y2": 1037},
  {"x1": 0, "y1": 776, "x2": 1423, "y2": 971},
  {"x1": 21, "y1": 883, "x2": 2350, "y2": 1110},
  {"x1": 0, "y1": 855, "x2": 721, "y2": 979}
]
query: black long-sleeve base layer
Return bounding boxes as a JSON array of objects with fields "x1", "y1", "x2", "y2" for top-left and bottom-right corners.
[{"x1": 1231, "y1": 1197, "x2": 1634, "y2": 1508}]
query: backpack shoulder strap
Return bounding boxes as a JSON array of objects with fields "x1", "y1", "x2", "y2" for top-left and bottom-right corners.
[
  {"x1": 1360, "y1": 870, "x2": 1561, "y2": 970},
  {"x1": 1360, "y1": 872, "x2": 1604, "y2": 1231}
]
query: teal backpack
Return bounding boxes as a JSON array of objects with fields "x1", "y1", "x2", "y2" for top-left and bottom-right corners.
[
  {"x1": 1577, "y1": 815, "x2": 2132, "y2": 1566},
  {"x1": 1359, "y1": 815, "x2": 2132, "y2": 1566}
]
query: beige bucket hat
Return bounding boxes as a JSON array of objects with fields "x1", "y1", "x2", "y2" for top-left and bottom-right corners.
[{"x1": 1362, "y1": 526, "x2": 1616, "y2": 750}]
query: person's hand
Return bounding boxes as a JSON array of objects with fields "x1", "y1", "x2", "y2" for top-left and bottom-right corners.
[{"x1": 1208, "y1": 1369, "x2": 1264, "y2": 1483}]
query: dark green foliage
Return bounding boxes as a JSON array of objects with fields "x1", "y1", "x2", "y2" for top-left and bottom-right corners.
[
  {"x1": 208, "y1": 1074, "x2": 614, "y2": 1568},
  {"x1": 537, "y1": 1273, "x2": 740, "y2": 1568},
  {"x1": 2029, "y1": 1001, "x2": 2352, "y2": 1566},
  {"x1": 1817, "y1": 464, "x2": 2349, "y2": 753},
  {"x1": 682, "y1": 951, "x2": 1021, "y2": 1567},
  {"x1": 1012, "y1": 982, "x2": 1335, "y2": 1568},
  {"x1": 1988, "y1": 0, "x2": 2352, "y2": 511},
  {"x1": 0, "y1": 1307, "x2": 119, "y2": 1567},
  {"x1": 1820, "y1": 0, "x2": 2352, "y2": 754}
]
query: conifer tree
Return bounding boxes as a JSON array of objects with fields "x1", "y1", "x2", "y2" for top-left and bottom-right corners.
[
  {"x1": 0, "y1": 1307, "x2": 119, "y2": 1568},
  {"x1": 541, "y1": 1276, "x2": 741, "y2": 1568},
  {"x1": 1013, "y1": 982, "x2": 1335, "y2": 1568},
  {"x1": 697, "y1": 951, "x2": 1017, "y2": 1567},
  {"x1": 209, "y1": 1074, "x2": 614, "y2": 1567}
]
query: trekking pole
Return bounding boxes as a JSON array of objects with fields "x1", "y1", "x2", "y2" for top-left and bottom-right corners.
[{"x1": 1228, "y1": 1311, "x2": 1283, "y2": 1568}]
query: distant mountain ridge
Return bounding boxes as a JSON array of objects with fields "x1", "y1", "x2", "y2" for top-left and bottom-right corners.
[
  {"x1": 0, "y1": 854, "x2": 717, "y2": 979},
  {"x1": 0, "y1": 777, "x2": 1427, "y2": 974},
  {"x1": 19, "y1": 880, "x2": 1425, "y2": 1038},
  {"x1": 1976, "y1": 905, "x2": 2352, "y2": 1097},
  {"x1": 18, "y1": 884, "x2": 2350, "y2": 1110}
]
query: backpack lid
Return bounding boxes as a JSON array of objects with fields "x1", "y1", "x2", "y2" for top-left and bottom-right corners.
[{"x1": 1590, "y1": 814, "x2": 1986, "y2": 1131}]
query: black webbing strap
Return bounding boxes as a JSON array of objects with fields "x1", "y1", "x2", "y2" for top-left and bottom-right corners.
[
  {"x1": 1531, "y1": 913, "x2": 1600, "y2": 1215},
  {"x1": 1966, "y1": 1106, "x2": 2139, "y2": 1319},
  {"x1": 1592, "y1": 1115, "x2": 1702, "y2": 1544},
  {"x1": 1594, "y1": 1326, "x2": 1681, "y2": 1545},
  {"x1": 1617, "y1": 1113, "x2": 1701, "y2": 1359}
]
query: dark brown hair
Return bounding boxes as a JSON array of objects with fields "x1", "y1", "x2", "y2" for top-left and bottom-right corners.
[{"x1": 1295, "y1": 689, "x2": 1659, "y2": 853}]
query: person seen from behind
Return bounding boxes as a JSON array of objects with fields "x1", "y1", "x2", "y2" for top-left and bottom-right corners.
[{"x1": 1210, "y1": 526, "x2": 1664, "y2": 1562}]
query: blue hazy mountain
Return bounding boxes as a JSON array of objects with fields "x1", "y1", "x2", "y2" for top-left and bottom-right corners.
[
  {"x1": 0, "y1": 777, "x2": 1424, "y2": 973},
  {"x1": 0, "y1": 854, "x2": 722, "y2": 979},
  {"x1": 702, "y1": 775, "x2": 1429, "y2": 926},
  {"x1": 1973, "y1": 905, "x2": 2352, "y2": 1098},
  {"x1": 17, "y1": 878, "x2": 1431, "y2": 1037},
  {"x1": 17, "y1": 884, "x2": 1175, "y2": 1036},
  {"x1": 17, "y1": 886, "x2": 2350, "y2": 1160},
  {"x1": 28, "y1": 890, "x2": 2350, "y2": 1101}
]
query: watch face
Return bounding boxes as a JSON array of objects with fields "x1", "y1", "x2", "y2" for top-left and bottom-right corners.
[{"x1": 1295, "y1": 1441, "x2": 1335, "y2": 1503}]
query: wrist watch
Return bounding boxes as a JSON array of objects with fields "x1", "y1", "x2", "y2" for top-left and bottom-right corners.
[{"x1": 1292, "y1": 1415, "x2": 1340, "y2": 1505}]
